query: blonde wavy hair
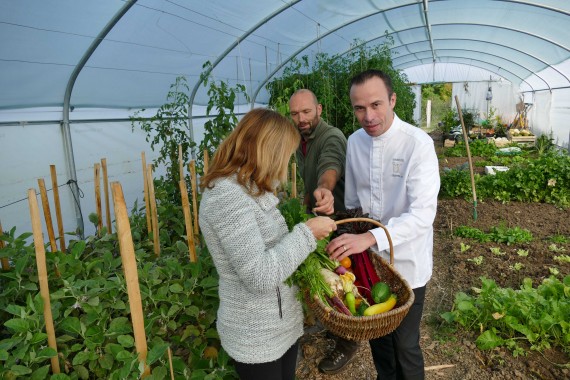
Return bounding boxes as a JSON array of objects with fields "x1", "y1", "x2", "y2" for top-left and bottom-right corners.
[{"x1": 200, "y1": 108, "x2": 300, "y2": 196}]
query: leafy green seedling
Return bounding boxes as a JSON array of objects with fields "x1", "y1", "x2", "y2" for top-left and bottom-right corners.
[
  {"x1": 548, "y1": 244, "x2": 566, "y2": 253},
  {"x1": 490, "y1": 247, "x2": 505, "y2": 255},
  {"x1": 509, "y1": 263, "x2": 523, "y2": 271},
  {"x1": 467, "y1": 256, "x2": 483, "y2": 265},
  {"x1": 554, "y1": 255, "x2": 570, "y2": 264}
]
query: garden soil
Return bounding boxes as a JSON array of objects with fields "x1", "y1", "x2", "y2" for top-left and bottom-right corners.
[{"x1": 295, "y1": 137, "x2": 570, "y2": 380}]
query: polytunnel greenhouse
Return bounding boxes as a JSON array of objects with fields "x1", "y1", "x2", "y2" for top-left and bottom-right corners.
[{"x1": 0, "y1": 1, "x2": 569, "y2": 379}]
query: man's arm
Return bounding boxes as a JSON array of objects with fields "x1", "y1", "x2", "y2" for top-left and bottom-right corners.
[{"x1": 317, "y1": 169, "x2": 339, "y2": 191}]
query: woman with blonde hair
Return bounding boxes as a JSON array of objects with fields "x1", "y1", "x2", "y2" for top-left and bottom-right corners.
[{"x1": 199, "y1": 108, "x2": 336, "y2": 380}]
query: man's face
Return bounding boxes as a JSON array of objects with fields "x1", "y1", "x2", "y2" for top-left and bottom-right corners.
[
  {"x1": 350, "y1": 76, "x2": 396, "y2": 137},
  {"x1": 289, "y1": 92, "x2": 322, "y2": 139}
]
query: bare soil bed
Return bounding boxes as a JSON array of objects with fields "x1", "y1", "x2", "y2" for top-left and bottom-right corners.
[{"x1": 296, "y1": 144, "x2": 570, "y2": 379}]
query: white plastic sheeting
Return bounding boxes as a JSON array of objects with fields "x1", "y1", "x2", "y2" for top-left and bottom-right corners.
[
  {"x1": 452, "y1": 81, "x2": 519, "y2": 123},
  {"x1": 1, "y1": 0, "x2": 570, "y2": 236},
  {"x1": 0, "y1": 119, "x2": 160, "y2": 238},
  {"x1": 1, "y1": 0, "x2": 569, "y2": 109},
  {"x1": 0, "y1": 103, "x2": 260, "y2": 238}
]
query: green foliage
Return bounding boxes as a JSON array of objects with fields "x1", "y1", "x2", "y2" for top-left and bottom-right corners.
[
  {"x1": 535, "y1": 132, "x2": 555, "y2": 156},
  {"x1": 198, "y1": 62, "x2": 250, "y2": 174},
  {"x1": 439, "y1": 168, "x2": 474, "y2": 198},
  {"x1": 0, "y1": 178, "x2": 237, "y2": 379},
  {"x1": 550, "y1": 234, "x2": 569, "y2": 244},
  {"x1": 441, "y1": 276, "x2": 570, "y2": 356},
  {"x1": 278, "y1": 198, "x2": 338, "y2": 305},
  {"x1": 131, "y1": 76, "x2": 196, "y2": 189},
  {"x1": 454, "y1": 225, "x2": 533, "y2": 245},
  {"x1": 278, "y1": 197, "x2": 309, "y2": 231},
  {"x1": 440, "y1": 150, "x2": 570, "y2": 208},
  {"x1": 439, "y1": 108, "x2": 458, "y2": 134},
  {"x1": 267, "y1": 36, "x2": 416, "y2": 137},
  {"x1": 475, "y1": 154, "x2": 528, "y2": 168},
  {"x1": 443, "y1": 140, "x2": 498, "y2": 158},
  {"x1": 437, "y1": 107, "x2": 477, "y2": 135},
  {"x1": 453, "y1": 226, "x2": 489, "y2": 242}
]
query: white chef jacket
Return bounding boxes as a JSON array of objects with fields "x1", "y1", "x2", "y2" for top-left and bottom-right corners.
[{"x1": 345, "y1": 114, "x2": 440, "y2": 289}]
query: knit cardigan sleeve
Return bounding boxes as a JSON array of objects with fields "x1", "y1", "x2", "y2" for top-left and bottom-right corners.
[{"x1": 199, "y1": 177, "x2": 316, "y2": 294}]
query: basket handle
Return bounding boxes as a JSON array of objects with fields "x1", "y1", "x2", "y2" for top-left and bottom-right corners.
[{"x1": 334, "y1": 217, "x2": 394, "y2": 265}]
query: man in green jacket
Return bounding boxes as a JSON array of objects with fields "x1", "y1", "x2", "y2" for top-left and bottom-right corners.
[
  {"x1": 289, "y1": 89, "x2": 346, "y2": 216},
  {"x1": 289, "y1": 89, "x2": 357, "y2": 374}
]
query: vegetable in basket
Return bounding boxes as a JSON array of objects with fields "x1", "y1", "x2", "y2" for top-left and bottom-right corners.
[{"x1": 363, "y1": 294, "x2": 397, "y2": 316}]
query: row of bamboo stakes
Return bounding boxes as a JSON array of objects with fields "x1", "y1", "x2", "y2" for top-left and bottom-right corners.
[
  {"x1": 3, "y1": 148, "x2": 299, "y2": 377},
  {"x1": 13, "y1": 148, "x2": 207, "y2": 377}
]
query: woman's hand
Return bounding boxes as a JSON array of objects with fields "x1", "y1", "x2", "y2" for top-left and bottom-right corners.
[{"x1": 305, "y1": 216, "x2": 337, "y2": 240}]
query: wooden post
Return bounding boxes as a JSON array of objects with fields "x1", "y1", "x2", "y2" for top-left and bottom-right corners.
[
  {"x1": 167, "y1": 347, "x2": 175, "y2": 380},
  {"x1": 178, "y1": 144, "x2": 184, "y2": 183},
  {"x1": 0, "y1": 221, "x2": 10, "y2": 270},
  {"x1": 141, "y1": 152, "x2": 152, "y2": 234},
  {"x1": 101, "y1": 158, "x2": 112, "y2": 234},
  {"x1": 94, "y1": 163, "x2": 103, "y2": 234},
  {"x1": 188, "y1": 161, "x2": 199, "y2": 236},
  {"x1": 146, "y1": 164, "x2": 160, "y2": 256},
  {"x1": 291, "y1": 162, "x2": 297, "y2": 199},
  {"x1": 49, "y1": 165, "x2": 66, "y2": 252},
  {"x1": 27, "y1": 189, "x2": 60, "y2": 374},
  {"x1": 110, "y1": 182, "x2": 150, "y2": 377},
  {"x1": 455, "y1": 95, "x2": 478, "y2": 221},
  {"x1": 203, "y1": 149, "x2": 209, "y2": 175},
  {"x1": 37, "y1": 179, "x2": 58, "y2": 253},
  {"x1": 179, "y1": 180, "x2": 197, "y2": 262}
]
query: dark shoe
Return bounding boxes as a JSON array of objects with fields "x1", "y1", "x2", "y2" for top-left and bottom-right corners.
[{"x1": 317, "y1": 339, "x2": 359, "y2": 374}]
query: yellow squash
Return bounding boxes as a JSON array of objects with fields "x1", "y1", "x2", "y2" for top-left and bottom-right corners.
[{"x1": 363, "y1": 294, "x2": 397, "y2": 316}]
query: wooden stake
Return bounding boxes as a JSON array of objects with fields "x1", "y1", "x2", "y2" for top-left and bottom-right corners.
[
  {"x1": 178, "y1": 144, "x2": 184, "y2": 183},
  {"x1": 101, "y1": 158, "x2": 112, "y2": 233},
  {"x1": 27, "y1": 189, "x2": 60, "y2": 374},
  {"x1": 167, "y1": 347, "x2": 175, "y2": 380},
  {"x1": 203, "y1": 149, "x2": 209, "y2": 175},
  {"x1": 179, "y1": 180, "x2": 197, "y2": 262},
  {"x1": 37, "y1": 179, "x2": 57, "y2": 253},
  {"x1": 455, "y1": 95, "x2": 478, "y2": 221},
  {"x1": 146, "y1": 164, "x2": 160, "y2": 256},
  {"x1": 94, "y1": 163, "x2": 103, "y2": 234},
  {"x1": 49, "y1": 165, "x2": 66, "y2": 252},
  {"x1": 425, "y1": 364, "x2": 455, "y2": 371},
  {"x1": 110, "y1": 182, "x2": 150, "y2": 377},
  {"x1": 188, "y1": 161, "x2": 199, "y2": 236},
  {"x1": 0, "y1": 221, "x2": 10, "y2": 270},
  {"x1": 141, "y1": 152, "x2": 152, "y2": 234},
  {"x1": 291, "y1": 162, "x2": 297, "y2": 199}
]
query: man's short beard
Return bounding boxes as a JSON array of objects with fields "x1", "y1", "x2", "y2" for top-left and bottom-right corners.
[{"x1": 300, "y1": 121, "x2": 313, "y2": 137}]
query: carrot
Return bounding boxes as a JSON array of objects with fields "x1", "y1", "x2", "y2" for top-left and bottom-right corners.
[{"x1": 327, "y1": 295, "x2": 352, "y2": 316}]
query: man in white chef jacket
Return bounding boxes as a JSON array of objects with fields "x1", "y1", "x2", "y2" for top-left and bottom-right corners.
[{"x1": 327, "y1": 69, "x2": 440, "y2": 380}]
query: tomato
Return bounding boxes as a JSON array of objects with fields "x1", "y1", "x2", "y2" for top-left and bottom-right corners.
[{"x1": 340, "y1": 256, "x2": 351, "y2": 269}]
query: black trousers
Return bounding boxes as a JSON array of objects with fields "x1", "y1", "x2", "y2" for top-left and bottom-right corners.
[
  {"x1": 233, "y1": 341, "x2": 299, "y2": 380},
  {"x1": 369, "y1": 286, "x2": 426, "y2": 380}
]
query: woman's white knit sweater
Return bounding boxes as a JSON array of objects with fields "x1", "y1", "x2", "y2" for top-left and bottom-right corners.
[{"x1": 199, "y1": 175, "x2": 316, "y2": 364}]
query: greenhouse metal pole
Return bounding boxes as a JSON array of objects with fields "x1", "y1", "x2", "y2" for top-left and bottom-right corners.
[
  {"x1": 188, "y1": 1, "x2": 301, "y2": 153},
  {"x1": 61, "y1": 0, "x2": 137, "y2": 238}
]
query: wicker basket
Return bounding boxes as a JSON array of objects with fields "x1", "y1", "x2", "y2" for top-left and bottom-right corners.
[{"x1": 305, "y1": 217, "x2": 415, "y2": 341}]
